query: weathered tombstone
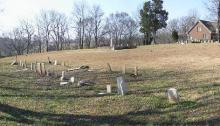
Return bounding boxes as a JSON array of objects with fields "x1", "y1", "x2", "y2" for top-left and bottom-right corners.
[
  {"x1": 69, "y1": 77, "x2": 75, "y2": 83},
  {"x1": 54, "y1": 60, "x2": 57, "y2": 65},
  {"x1": 48, "y1": 57, "x2": 52, "y2": 64},
  {"x1": 106, "y1": 85, "x2": 111, "y2": 93},
  {"x1": 60, "y1": 71, "x2": 65, "y2": 81},
  {"x1": 107, "y1": 63, "x2": 112, "y2": 72},
  {"x1": 33, "y1": 64, "x2": 36, "y2": 72},
  {"x1": 19, "y1": 60, "x2": 22, "y2": 66},
  {"x1": 41, "y1": 63, "x2": 46, "y2": 75},
  {"x1": 60, "y1": 82, "x2": 68, "y2": 86},
  {"x1": 77, "y1": 80, "x2": 95, "y2": 87},
  {"x1": 11, "y1": 60, "x2": 18, "y2": 65},
  {"x1": 167, "y1": 88, "x2": 179, "y2": 103},
  {"x1": 134, "y1": 66, "x2": 138, "y2": 76},
  {"x1": 30, "y1": 63, "x2": 33, "y2": 71},
  {"x1": 21, "y1": 63, "x2": 24, "y2": 68},
  {"x1": 36, "y1": 63, "x2": 42, "y2": 75},
  {"x1": 61, "y1": 61, "x2": 65, "y2": 66},
  {"x1": 122, "y1": 65, "x2": 126, "y2": 74},
  {"x1": 117, "y1": 76, "x2": 128, "y2": 96}
]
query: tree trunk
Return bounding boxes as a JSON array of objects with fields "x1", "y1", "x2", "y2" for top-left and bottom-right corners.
[{"x1": 218, "y1": 1, "x2": 220, "y2": 42}]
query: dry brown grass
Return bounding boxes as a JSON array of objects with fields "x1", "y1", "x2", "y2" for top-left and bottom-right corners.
[{"x1": 2, "y1": 43, "x2": 220, "y2": 70}]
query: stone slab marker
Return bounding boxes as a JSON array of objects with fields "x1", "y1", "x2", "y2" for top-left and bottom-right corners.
[
  {"x1": 36, "y1": 63, "x2": 42, "y2": 75},
  {"x1": 54, "y1": 60, "x2": 57, "y2": 65},
  {"x1": 107, "y1": 63, "x2": 112, "y2": 72},
  {"x1": 19, "y1": 60, "x2": 22, "y2": 66},
  {"x1": 60, "y1": 71, "x2": 65, "y2": 81},
  {"x1": 41, "y1": 63, "x2": 46, "y2": 75},
  {"x1": 33, "y1": 64, "x2": 36, "y2": 72},
  {"x1": 30, "y1": 63, "x2": 33, "y2": 71},
  {"x1": 134, "y1": 66, "x2": 138, "y2": 76},
  {"x1": 24, "y1": 60, "x2": 27, "y2": 68},
  {"x1": 122, "y1": 65, "x2": 126, "y2": 74},
  {"x1": 70, "y1": 77, "x2": 75, "y2": 83},
  {"x1": 61, "y1": 61, "x2": 65, "y2": 66},
  {"x1": 117, "y1": 76, "x2": 128, "y2": 96},
  {"x1": 106, "y1": 85, "x2": 111, "y2": 93},
  {"x1": 167, "y1": 88, "x2": 179, "y2": 103}
]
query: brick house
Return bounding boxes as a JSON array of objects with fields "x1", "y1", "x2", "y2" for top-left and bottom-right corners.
[{"x1": 187, "y1": 20, "x2": 218, "y2": 42}]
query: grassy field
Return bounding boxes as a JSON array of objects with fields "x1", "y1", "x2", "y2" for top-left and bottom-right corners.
[{"x1": 0, "y1": 43, "x2": 220, "y2": 125}]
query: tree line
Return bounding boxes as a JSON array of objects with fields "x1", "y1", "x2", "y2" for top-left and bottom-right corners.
[{"x1": 1, "y1": 0, "x2": 218, "y2": 56}]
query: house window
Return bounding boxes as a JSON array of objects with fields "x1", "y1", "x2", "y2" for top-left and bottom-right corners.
[{"x1": 197, "y1": 27, "x2": 202, "y2": 32}]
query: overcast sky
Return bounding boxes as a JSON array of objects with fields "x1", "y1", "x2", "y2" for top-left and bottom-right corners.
[{"x1": 0, "y1": 0, "x2": 209, "y2": 33}]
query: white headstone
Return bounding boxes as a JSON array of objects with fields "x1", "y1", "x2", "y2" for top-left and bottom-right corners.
[
  {"x1": 30, "y1": 63, "x2": 33, "y2": 70},
  {"x1": 54, "y1": 60, "x2": 57, "y2": 65},
  {"x1": 167, "y1": 88, "x2": 179, "y2": 103},
  {"x1": 117, "y1": 76, "x2": 128, "y2": 96},
  {"x1": 19, "y1": 60, "x2": 22, "y2": 66},
  {"x1": 60, "y1": 82, "x2": 68, "y2": 86},
  {"x1": 69, "y1": 77, "x2": 75, "y2": 83},
  {"x1": 107, "y1": 85, "x2": 111, "y2": 93},
  {"x1": 60, "y1": 71, "x2": 65, "y2": 81},
  {"x1": 36, "y1": 63, "x2": 42, "y2": 75}
]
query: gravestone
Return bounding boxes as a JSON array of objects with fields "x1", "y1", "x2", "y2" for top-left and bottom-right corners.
[
  {"x1": 167, "y1": 88, "x2": 179, "y2": 103},
  {"x1": 11, "y1": 60, "x2": 18, "y2": 65},
  {"x1": 54, "y1": 60, "x2": 57, "y2": 65},
  {"x1": 60, "y1": 82, "x2": 68, "y2": 86},
  {"x1": 24, "y1": 60, "x2": 27, "y2": 68},
  {"x1": 117, "y1": 76, "x2": 128, "y2": 96},
  {"x1": 41, "y1": 63, "x2": 46, "y2": 75},
  {"x1": 69, "y1": 77, "x2": 75, "y2": 83},
  {"x1": 61, "y1": 62, "x2": 65, "y2": 66},
  {"x1": 134, "y1": 66, "x2": 138, "y2": 76},
  {"x1": 19, "y1": 60, "x2": 22, "y2": 66},
  {"x1": 33, "y1": 64, "x2": 36, "y2": 72},
  {"x1": 122, "y1": 65, "x2": 126, "y2": 74},
  {"x1": 107, "y1": 63, "x2": 112, "y2": 72},
  {"x1": 60, "y1": 71, "x2": 65, "y2": 81},
  {"x1": 106, "y1": 85, "x2": 111, "y2": 93},
  {"x1": 21, "y1": 63, "x2": 24, "y2": 68},
  {"x1": 36, "y1": 63, "x2": 42, "y2": 75},
  {"x1": 30, "y1": 63, "x2": 33, "y2": 71}
]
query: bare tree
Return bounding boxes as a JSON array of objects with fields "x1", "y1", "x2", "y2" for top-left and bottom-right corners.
[
  {"x1": 36, "y1": 10, "x2": 53, "y2": 52},
  {"x1": 72, "y1": 1, "x2": 89, "y2": 49},
  {"x1": 179, "y1": 12, "x2": 199, "y2": 34},
  {"x1": 91, "y1": 5, "x2": 104, "y2": 47},
  {"x1": 207, "y1": 0, "x2": 220, "y2": 41},
  {"x1": 105, "y1": 12, "x2": 137, "y2": 48},
  {"x1": 50, "y1": 11, "x2": 68, "y2": 50},
  {"x1": 167, "y1": 19, "x2": 180, "y2": 32},
  {"x1": 84, "y1": 17, "x2": 94, "y2": 48},
  {"x1": 20, "y1": 19, "x2": 34, "y2": 54},
  {"x1": 7, "y1": 28, "x2": 27, "y2": 55}
]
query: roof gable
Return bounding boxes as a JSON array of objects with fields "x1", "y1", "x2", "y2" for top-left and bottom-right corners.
[{"x1": 188, "y1": 20, "x2": 217, "y2": 34}]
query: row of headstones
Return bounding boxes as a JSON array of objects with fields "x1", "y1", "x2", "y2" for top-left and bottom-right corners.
[
  {"x1": 59, "y1": 70, "x2": 128, "y2": 96},
  {"x1": 107, "y1": 63, "x2": 138, "y2": 76},
  {"x1": 27, "y1": 61, "x2": 178, "y2": 101}
]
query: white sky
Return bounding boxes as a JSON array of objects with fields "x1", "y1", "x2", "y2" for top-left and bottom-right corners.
[{"x1": 0, "y1": 0, "x2": 209, "y2": 34}]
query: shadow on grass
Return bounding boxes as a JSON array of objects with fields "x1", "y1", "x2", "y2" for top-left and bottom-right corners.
[{"x1": 0, "y1": 103, "x2": 152, "y2": 126}]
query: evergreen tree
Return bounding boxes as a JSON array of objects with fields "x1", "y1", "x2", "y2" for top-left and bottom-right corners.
[
  {"x1": 140, "y1": 0, "x2": 168, "y2": 45},
  {"x1": 172, "y1": 30, "x2": 179, "y2": 42}
]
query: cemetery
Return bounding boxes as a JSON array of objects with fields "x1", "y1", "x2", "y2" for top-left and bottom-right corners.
[{"x1": 0, "y1": 44, "x2": 220, "y2": 125}]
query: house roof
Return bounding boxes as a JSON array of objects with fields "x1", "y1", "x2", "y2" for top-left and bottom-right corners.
[
  {"x1": 188, "y1": 20, "x2": 217, "y2": 34},
  {"x1": 200, "y1": 20, "x2": 217, "y2": 33}
]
